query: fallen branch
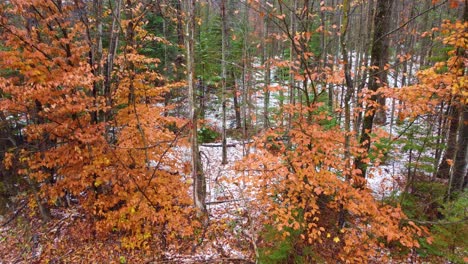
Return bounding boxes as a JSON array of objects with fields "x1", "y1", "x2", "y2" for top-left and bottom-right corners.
[
  {"x1": 201, "y1": 143, "x2": 238, "y2": 148},
  {"x1": 206, "y1": 199, "x2": 241, "y2": 205},
  {"x1": 1, "y1": 201, "x2": 27, "y2": 227}
]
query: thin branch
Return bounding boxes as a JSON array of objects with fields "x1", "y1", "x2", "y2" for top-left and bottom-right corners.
[
  {"x1": 0, "y1": 24, "x2": 53, "y2": 62},
  {"x1": 144, "y1": 121, "x2": 190, "y2": 191},
  {"x1": 110, "y1": 137, "x2": 188, "y2": 150},
  {"x1": 206, "y1": 199, "x2": 241, "y2": 205},
  {"x1": 373, "y1": 0, "x2": 448, "y2": 44},
  {"x1": 403, "y1": 217, "x2": 468, "y2": 226},
  {"x1": 201, "y1": 143, "x2": 239, "y2": 148}
]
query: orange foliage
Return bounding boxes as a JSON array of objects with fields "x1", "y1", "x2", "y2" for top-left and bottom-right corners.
[
  {"x1": 235, "y1": 105, "x2": 427, "y2": 262},
  {"x1": 0, "y1": 0, "x2": 194, "y2": 257},
  {"x1": 389, "y1": 20, "x2": 467, "y2": 119}
]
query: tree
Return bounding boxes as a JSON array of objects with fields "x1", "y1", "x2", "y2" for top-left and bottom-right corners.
[
  {"x1": 236, "y1": 111, "x2": 425, "y2": 262},
  {"x1": 356, "y1": 0, "x2": 393, "y2": 178},
  {"x1": 183, "y1": 0, "x2": 206, "y2": 215},
  {"x1": 391, "y1": 18, "x2": 467, "y2": 198},
  {"x1": 0, "y1": 0, "x2": 194, "y2": 255},
  {"x1": 445, "y1": 17, "x2": 468, "y2": 197},
  {"x1": 449, "y1": 108, "x2": 467, "y2": 194},
  {"x1": 221, "y1": 0, "x2": 228, "y2": 164},
  {"x1": 437, "y1": 104, "x2": 460, "y2": 179}
]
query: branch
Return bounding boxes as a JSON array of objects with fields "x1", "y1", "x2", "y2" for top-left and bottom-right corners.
[
  {"x1": 1, "y1": 201, "x2": 27, "y2": 227},
  {"x1": 206, "y1": 199, "x2": 241, "y2": 205},
  {"x1": 0, "y1": 24, "x2": 53, "y2": 62},
  {"x1": 144, "y1": 121, "x2": 190, "y2": 190},
  {"x1": 201, "y1": 143, "x2": 238, "y2": 148},
  {"x1": 111, "y1": 137, "x2": 188, "y2": 150},
  {"x1": 373, "y1": 0, "x2": 448, "y2": 45},
  {"x1": 404, "y1": 217, "x2": 468, "y2": 226}
]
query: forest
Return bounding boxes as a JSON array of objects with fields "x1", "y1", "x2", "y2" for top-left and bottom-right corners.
[{"x1": 0, "y1": 0, "x2": 466, "y2": 263}]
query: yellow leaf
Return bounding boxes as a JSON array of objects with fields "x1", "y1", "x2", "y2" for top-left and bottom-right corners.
[{"x1": 94, "y1": 180, "x2": 102, "y2": 187}]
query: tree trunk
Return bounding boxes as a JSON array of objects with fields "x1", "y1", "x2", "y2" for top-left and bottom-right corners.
[
  {"x1": 448, "y1": 107, "x2": 468, "y2": 197},
  {"x1": 232, "y1": 71, "x2": 242, "y2": 129},
  {"x1": 262, "y1": 0, "x2": 271, "y2": 129},
  {"x1": 437, "y1": 104, "x2": 460, "y2": 179},
  {"x1": 287, "y1": 0, "x2": 297, "y2": 129},
  {"x1": 221, "y1": 0, "x2": 228, "y2": 164},
  {"x1": 355, "y1": 0, "x2": 374, "y2": 137},
  {"x1": 356, "y1": 0, "x2": 392, "y2": 177},
  {"x1": 433, "y1": 102, "x2": 446, "y2": 178},
  {"x1": 184, "y1": 0, "x2": 206, "y2": 214},
  {"x1": 339, "y1": 0, "x2": 353, "y2": 226},
  {"x1": 242, "y1": 3, "x2": 251, "y2": 155},
  {"x1": 103, "y1": 0, "x2": 121, "y2": 128},
  {"x1": 445, "y1": 3, "x2": 467, "y2": 193}
]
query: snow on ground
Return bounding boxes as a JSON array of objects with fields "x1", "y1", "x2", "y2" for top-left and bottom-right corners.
[
  {"x1": 195, "y1": 137, "x2": 405, "y2": 202},
  {"x1": 367, "y1": 163, "x2": 404, "y2": 198},
  {"x1": 167, "y1": 138, "x2": 259, "y2": 261}
]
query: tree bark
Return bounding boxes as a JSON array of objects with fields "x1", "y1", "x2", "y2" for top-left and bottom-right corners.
[
  {"x1": 232, "y1": 71, "x2": 242, "y2": 129},
  {"x1": 262, "y1": 0, "x2": 271, "y2": 129},
  {"x1": 437, "y1": 104, "x2": 460, "y2": 179},
  {"x1": 448, "y1": 107, "x2": 468, "y2": 196},
  {"x1": 184, "y1": 0, "x2": 206, "y2": 214},
  {"x1": 242, "y1": 3, "x2": 251, "y2": 155},
  {"x1": 356, "y1": 0, "x2": 392, "y2": 177},
  {"x1": 446, "y1": 3, "x2": 467, "y2": 196},
  {"x1": 288, "y1": 0, "x2": 297, "y2": 128},
  {"x1": 339, "y1": 0, "x2": 353, "y2": 226},
  {"x1": 221, "y1": 0, "x2": 228, "y2": 164}
]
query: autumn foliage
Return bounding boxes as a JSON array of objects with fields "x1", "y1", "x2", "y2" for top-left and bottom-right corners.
[
  {"x1": 235, "y1": 105, "x2": 427, "y2": 262},
  {"x1": 0, "y1": 0, "x2": 194, "y2": 257},
  {"x1": 0, "y1": 0, "x2": 466, "y2": 263},
  {"x1": 391, "y1": 20, "x2": 467, "y2": 119}
]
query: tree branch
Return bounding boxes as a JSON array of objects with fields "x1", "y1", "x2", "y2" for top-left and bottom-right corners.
[{"x1": 373, "y1": 0, "x2": 448, "y2": 45}]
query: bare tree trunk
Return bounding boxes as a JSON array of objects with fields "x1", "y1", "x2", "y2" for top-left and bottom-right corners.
[
  {"x1": 320, "y1": 3, "x2": 332, "y2": 110},
  {"x1": 105, "y1": 0, "x2": 120, "y2": 96},
  {"x1": 433, "y1": 102, "x2": 446, "y2": 178},
  {"x1": 448, "y1": 107, "x2": 468, "y2": 197},
  {"x1": 341, "y1": 0, "x2": 353, "y2": 170},
  {"x1": 242, "y1": 3, "x2": 250, "y2": 155},
  {"x1": 93, "y1": 0, "x2": 103, "y2": 123},
  {"x1": 338, "y1": 0, "x2": 354, "y2": 226},
  {"x1": 221, "y1": 0, "x2": 228, "y2": 164},
  {"x1": 262, "y1": 0, "x2": 271, "y2": 129},
  {"x1": 287, "y1": 0, "x2": 297, "y2": 129},
  {"x1": 356, "y1": 0, "x2": 392, "y2": 177},
  {"x1": 437, "y1": 104, "x2": 460, "y2": 179},
  {"x1": 184, "y1": 0, "x2": 206, "y2": 214},
  {"x1": 103, "y1": 0, "x2": 121, "y2": 127},
  {"x1": 355, "y1": 0, "x2": 374, "y2": 137},
  {"x1": 232, "y1": 71, "x2": 242, "y2": 129}
]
